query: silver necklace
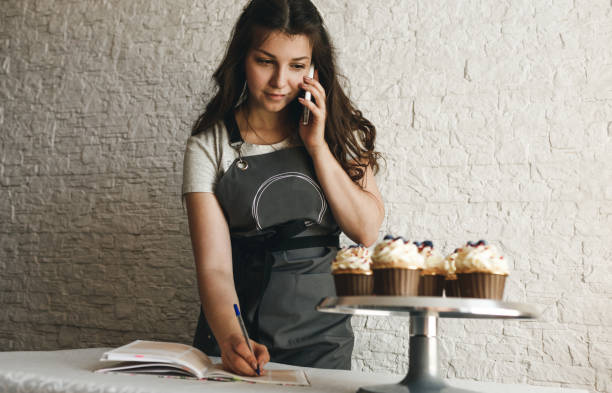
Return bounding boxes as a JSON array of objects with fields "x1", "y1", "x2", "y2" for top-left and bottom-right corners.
[{"x1": 232, "y1": 110, "x2": 294, "y2": 171}]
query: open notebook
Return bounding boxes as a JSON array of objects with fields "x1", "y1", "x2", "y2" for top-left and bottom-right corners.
[{"x1": 95, "y1": 340, "x2": 309, "y2": 386}]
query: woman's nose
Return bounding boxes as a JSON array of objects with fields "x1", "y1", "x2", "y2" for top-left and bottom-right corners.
[{"x1": 269, "y1": 67, "x2": 288, "y2": 88}]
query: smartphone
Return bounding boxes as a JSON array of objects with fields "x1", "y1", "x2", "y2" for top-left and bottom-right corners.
[{"x1": 301, "y1": 64, "x2": 316, "y2": 125}]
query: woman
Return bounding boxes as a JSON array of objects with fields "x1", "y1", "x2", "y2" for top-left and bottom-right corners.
[{"x1": 182, "y1": 0, "x2": 384, "y2": 376}]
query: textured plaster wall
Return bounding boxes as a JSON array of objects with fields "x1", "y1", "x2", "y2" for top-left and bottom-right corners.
[{"x1": 0, "y1": 1, "x2": 610, "y2": 392}]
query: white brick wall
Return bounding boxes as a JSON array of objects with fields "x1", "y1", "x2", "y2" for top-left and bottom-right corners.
[{"x1": 0, "y1": 1, "x2": 610, "y2": 392}]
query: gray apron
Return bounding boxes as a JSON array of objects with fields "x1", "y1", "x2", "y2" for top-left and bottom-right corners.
[{"x1": 192, "y1": 113, "x2": 353, "y2": 369}]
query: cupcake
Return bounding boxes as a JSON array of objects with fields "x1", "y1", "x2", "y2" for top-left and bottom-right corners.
[
  {"x1": 455, "y1": 240, "x2": 509, "y2": 300},
  {"x1": 443, "y1": 250, "x2": 460, "y2": 297},
  {"x1": 331, "y1": 244, "x2": 373, "y2": 296},
  {"x1": 371, "y1": 235, "x2": 424, "y2": 296},
  {"x1": 416, "y1": 241, "x2": 446, "y2": 296}
]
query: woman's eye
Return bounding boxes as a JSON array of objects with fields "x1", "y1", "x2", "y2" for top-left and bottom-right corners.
[{"x1": 254, "y1": 59, "x2": 305, "y2": 70}]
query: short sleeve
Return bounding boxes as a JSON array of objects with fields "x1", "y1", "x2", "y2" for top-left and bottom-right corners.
[{"x1": 182, "y1": 134, "x2": 219, "y2": 195}]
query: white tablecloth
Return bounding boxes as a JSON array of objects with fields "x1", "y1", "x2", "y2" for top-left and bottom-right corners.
[{"x1": 0, "y1": 348, "x2": 587, "y2": 393}]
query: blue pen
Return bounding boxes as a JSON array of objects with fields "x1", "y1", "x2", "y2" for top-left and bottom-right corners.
[{"x1": 233, "y1": 304, "x2": 260, "y2": 376}]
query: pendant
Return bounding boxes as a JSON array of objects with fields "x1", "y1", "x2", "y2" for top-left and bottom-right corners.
[{"x1": 237, "y1": 159, "x2": 248, "y2": 170}]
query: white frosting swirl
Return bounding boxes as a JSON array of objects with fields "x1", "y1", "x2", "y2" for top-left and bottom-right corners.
[
  {"x1": 372, "y1": 238, "x2": 424, "y2": 269},
  {"x1": 455, "y1": 244, "x2": 509, "y2": 275},
  {"x1": 443, "y1": 251, "x2": 458, "y2": 276},
  {"x1": 420, "y1": 247, "x2": 445, "y2": 274},
  {"x1": 332, "y1": 246, "x2": 372, "y2": 273}
]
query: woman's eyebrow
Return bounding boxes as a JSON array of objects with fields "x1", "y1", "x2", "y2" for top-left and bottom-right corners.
[{"x1": 254, "y1": 48, "x2": 309, "y2": 61}]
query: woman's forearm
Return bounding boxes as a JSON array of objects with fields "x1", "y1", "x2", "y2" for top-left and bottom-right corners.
[
  {"x1": 309, "y1": 144, "x2": 384, "y2": 246},
  {"x1": 197, "y1": 267, "x2": 243, "y2": 343},
  {"x1": 186, "y1": 193, "x2": 243, "y2": 344}
]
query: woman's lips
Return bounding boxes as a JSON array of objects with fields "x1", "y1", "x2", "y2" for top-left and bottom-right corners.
[{"x1": 265, "y1": 92, "x2": 286, "y2": 100}]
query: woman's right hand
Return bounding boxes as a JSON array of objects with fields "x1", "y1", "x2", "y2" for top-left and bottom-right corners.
[{"x1": 220, "y1": 333, "x2": 270, "y2": 376}]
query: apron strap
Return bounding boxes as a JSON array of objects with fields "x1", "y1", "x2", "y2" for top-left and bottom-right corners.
[{"x1": 224, "y1": 111, "x2": 243, "y2": 146}]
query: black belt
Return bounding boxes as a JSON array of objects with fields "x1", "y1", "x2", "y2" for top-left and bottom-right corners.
[
  {"x1": 270, "y1": 234, "x2": 339, "y2": 251},
  {"x1": 230, "y1": 219, "x2": 339, "y2": 251},
  {"x1": 231, "y1": 234, "x2": 339, "y2": 251}
]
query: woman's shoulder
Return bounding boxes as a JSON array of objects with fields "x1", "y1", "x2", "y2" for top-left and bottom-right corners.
[{"x1": 186, "y1": 120, "x2": 230, "y2": 152}]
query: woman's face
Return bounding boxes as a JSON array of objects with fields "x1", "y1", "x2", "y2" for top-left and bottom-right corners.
[{"x1": 244, "y1": 30, "x2": 313, "y2": 114}]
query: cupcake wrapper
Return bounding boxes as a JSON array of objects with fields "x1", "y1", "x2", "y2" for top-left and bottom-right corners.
[
  {"x1": 444, "y1": 278, "x2": 461, "y2": 297},
  {"x1": 457, "y1": 273, "x2": 506, "y2": 300},
  {"x1": 419, "y1": 274, "x2": 445, "y2": 296},
  {"x1": 334, "y1": 274, "x2": 373, "y2": 296},
  {"x1": 373, "y1": 268, "x2": 421, "y2": 296}
]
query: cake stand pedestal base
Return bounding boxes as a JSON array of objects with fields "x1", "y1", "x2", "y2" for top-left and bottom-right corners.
[
  {"x1": 357, "y1": 382, "x2": 475, "y2": 393},
  {"x1": 357, "y1": 315, "x2": 478, "y2": 393}
]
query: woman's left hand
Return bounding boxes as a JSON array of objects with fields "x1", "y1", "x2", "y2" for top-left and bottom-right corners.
[{"x1": 298, "y1": 70, "x2": 327, "y2": 155}]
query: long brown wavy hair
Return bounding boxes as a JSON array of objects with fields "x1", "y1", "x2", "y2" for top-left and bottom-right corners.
[{"x1": 191, "y1": 0, "x2": 381, "y2": 184}]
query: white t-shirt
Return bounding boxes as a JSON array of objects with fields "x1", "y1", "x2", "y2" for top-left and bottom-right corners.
[{"x1": 182, "y1": 120, "x2": 303, "y2": 195}]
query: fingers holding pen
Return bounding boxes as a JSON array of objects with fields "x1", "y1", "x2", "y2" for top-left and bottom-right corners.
[
  {"x1": 221, "y1": 334, "x2": 263, "y2": 376},
  {"x1": 253, "y1": 341, "x2": 270, "y2": 374},
  {"x1": 221, "y1": 348, "x2": 255, "y2": 376}
]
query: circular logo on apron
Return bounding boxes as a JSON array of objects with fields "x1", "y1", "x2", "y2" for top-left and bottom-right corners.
[{"x1": 251, "y1": 172, "x2": 328, "y2": 230}]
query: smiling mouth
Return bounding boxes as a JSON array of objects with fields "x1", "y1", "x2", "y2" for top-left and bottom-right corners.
[{"x1": 265, "y1": 93, "x2": 288, "y2": 101}]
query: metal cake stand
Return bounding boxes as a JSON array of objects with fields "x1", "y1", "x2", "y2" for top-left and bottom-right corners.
[{"x1": 316, "y1": 296, "x2": 539, "y2": 393}]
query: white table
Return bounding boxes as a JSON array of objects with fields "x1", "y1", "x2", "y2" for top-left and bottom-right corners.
[{"x1": 0, "y1": 348, "x2": 587, "y2": 393}]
